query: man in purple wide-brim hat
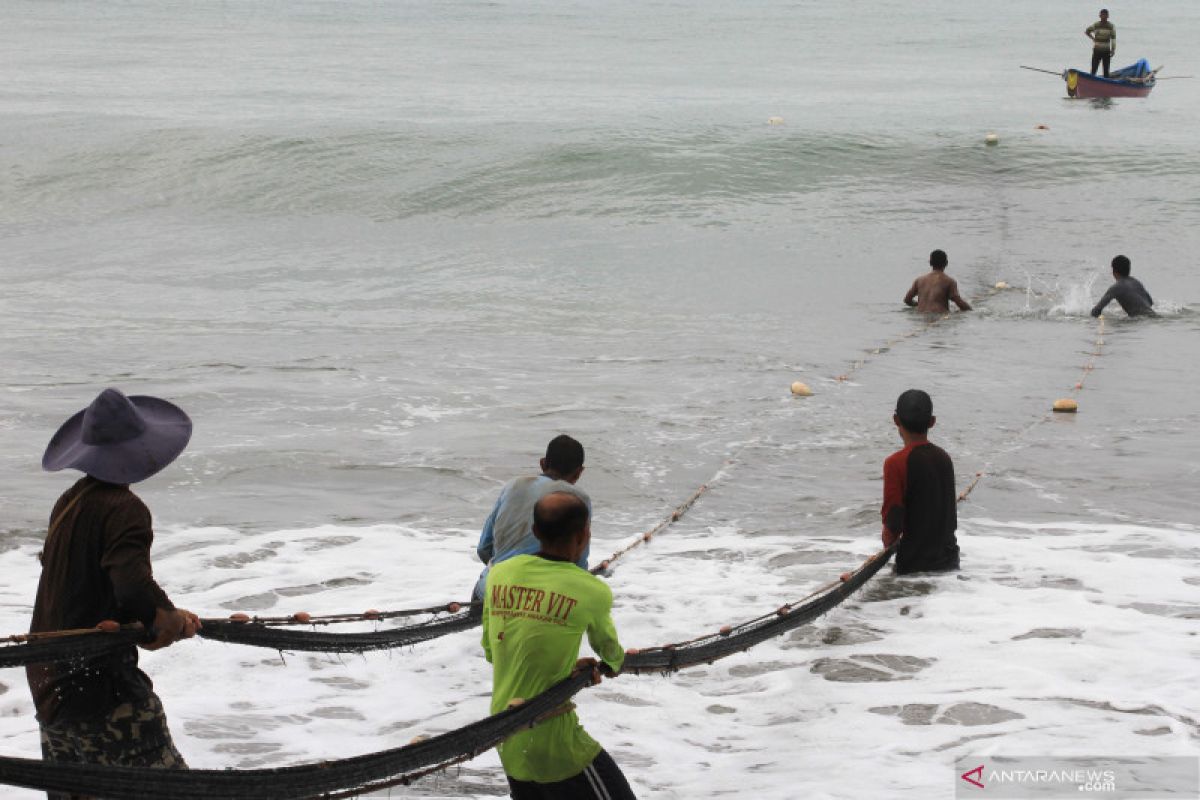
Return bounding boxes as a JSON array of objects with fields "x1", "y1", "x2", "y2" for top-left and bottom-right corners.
[{"x1": 27, "y1": 387, "x2": 201, "y2": 794}]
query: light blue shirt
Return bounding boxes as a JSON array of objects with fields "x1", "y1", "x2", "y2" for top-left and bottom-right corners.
[{"x1": 472, "y1": 475, "x2": 591, "y2": 600}]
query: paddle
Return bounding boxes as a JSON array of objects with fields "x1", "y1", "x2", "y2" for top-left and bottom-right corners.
[{"x1": 1020, "y1": 65, "x2": 1063, "y2": 77}]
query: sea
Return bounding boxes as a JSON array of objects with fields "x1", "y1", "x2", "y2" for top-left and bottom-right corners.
[{"x1": 1, "y1": 1, "x2": 1198, "y2": 797}]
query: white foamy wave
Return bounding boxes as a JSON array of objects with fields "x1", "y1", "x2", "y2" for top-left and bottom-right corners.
[{"x1": 1, "y1": 516, "x2": 1195, "y2": 798}]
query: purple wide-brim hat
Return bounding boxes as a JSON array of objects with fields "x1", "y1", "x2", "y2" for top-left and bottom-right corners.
[{"x1": 42, "y1": 388, "x2": 192, "y2": 485}]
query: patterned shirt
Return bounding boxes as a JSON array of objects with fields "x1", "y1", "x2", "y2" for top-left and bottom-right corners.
[{"x1": 1087, "y1": 21, "x2": 1115, "y2": 52}]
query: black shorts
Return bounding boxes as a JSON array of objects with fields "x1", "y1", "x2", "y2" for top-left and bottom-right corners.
[{"x1": 507, "y1": 750, "x2": 637, "y2": 800}]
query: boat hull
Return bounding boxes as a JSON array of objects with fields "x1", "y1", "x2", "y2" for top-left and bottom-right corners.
[{"x1": 1065, "y1": 69, "x2": 1154, "y2": 98}]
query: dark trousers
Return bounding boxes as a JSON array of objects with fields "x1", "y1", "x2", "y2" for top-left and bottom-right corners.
[
  {"x1": 1091, "y1": 49, "x2": 1111, "y2": 77},
  {"x1": 507, "y1": 750, "x2": 637, "y2": 800}
]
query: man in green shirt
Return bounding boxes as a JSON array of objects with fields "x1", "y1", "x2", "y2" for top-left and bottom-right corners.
[
  {"x1": 482, "y1": 491, "x2": 636, "y2": 799},
  {"x1": 1086, "y1": 9, "x2": 1116, "y2": 77}
]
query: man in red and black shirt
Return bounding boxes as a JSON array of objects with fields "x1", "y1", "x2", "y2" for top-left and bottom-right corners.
[{"x1": 881, "y1": 389, "x2": 961, "y2": 574}]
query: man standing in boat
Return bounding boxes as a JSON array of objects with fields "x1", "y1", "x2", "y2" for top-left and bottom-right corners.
[
  {"x1": 1086, "y1": 9, "x2": 1116, "y2": 78},
  {"x1": 903, "y1": 250, "x2": 972, "y2": 314}
]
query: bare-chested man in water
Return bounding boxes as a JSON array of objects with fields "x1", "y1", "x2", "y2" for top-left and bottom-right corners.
[{"x1": 904, "y1": 250, "x2": 972, "y2": 314}]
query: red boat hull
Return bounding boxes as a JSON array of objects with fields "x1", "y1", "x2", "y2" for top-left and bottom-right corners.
[{"x1": 1065, "y1": 69, "x2": 1154, "y2": 98}]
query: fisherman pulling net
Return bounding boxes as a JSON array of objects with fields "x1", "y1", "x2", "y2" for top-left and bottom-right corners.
[{"x1": 0, "y1": 542, "x2": 896, "y2": 799}]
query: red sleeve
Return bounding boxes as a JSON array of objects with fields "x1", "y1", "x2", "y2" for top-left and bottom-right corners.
[{"x1": 881, "y1": 449, "x2": 907, "y2": 546}]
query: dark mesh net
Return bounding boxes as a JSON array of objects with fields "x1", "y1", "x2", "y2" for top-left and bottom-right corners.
[{"x1": 0, "y1": 545, "x2": 895, "y2": 799}]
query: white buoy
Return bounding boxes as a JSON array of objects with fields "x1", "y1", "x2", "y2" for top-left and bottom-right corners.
[
  {"x1": 994, "y1": 281, "x2": 1009, "y2": 290},
  {"x1": 985, "y1": 132, "x2": 999, "y2": 145},
  {"x1": 768, "y1": 116, "x2": 784, "y2": 126},
  {"x1": 790, "y1": 381, "x2": 813, "y2": 397}
]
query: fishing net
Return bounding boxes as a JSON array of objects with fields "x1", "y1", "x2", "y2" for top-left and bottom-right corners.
[
  {"x1": 624, "y1": 543, "x2": 895, "y2": 673},
  {"x1": 0, "y1": 610, "x2": 481, "y2": 667},
  {"x1": 0, "y1": 671, "x2": 593, "y2": 800},
  {"x1": 0, "y1": 629, "x2": 143, "y2": 669},
  {"x1": 0, "y1": 545, "x2": 894, "y2": 799},
  {"x1": 197, "y1": 608, "x2": 480, "y2": 654}
]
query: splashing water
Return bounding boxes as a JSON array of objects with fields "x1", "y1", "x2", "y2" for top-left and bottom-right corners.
[{"x1": 1049, "y1": 273, "x2": 1099, "y2": 317}]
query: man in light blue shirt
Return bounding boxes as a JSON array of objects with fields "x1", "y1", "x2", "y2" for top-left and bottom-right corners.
[{"x1": 472, "y1": 435, "x2": 590, "y2": 602}]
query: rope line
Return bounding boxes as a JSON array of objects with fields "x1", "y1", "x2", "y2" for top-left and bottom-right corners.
[
  {"x1": 203, "y1": 601, "x2": 474, "y2": 627},
  {"x1": 954, "y1": 315, "x2": 1107, "y2": 506},
  {"x1": 0, "y1": 611, "x2": 485, "y2": 666},
  {"x1": 0, "y1": 472, "x2": 731, "y2": 665},
  {"x1": 836, "y1": 311, "x2": 952, "y2": 383},
  {"x1": 622, "y1": 543, "x2": 894, "y2": 674},
  {"x1": 591, "y1": 289, "x2": 999, "y2": 577},
  {"x1": 0, "y1": 545, "x2": 895, "y2": 799},
  {"x1": 0, "y1": 289, "x2": 1024, "y2": 665},
  {"x1": 591, "y1": 479, "x2": 712, "y2": 575},
  {"x1": 196, "y1": 608, "x2": 480, "y2": 653},
  {"x1": 833, "y1": 285, "x2": 1003, "y2": 384},
  {"x1": 0, "y1": 295, "x2": 983, "y2": 662}
]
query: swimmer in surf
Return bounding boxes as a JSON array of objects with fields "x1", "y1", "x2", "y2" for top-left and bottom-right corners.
[{"x1": 904, "y1": 250, "x2": 972, "y2": 314}]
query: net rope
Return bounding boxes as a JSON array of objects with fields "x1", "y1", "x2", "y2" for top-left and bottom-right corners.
[{"x1": 0, "y1": 544, "x2": 895, "y2": 799}]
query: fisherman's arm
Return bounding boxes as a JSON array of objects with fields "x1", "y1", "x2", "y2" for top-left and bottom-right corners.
[
  {"x1": 1091, "y1": 286, "x2": 1117, "y2": 317},
  {"x1": 101, "y1": 505, "x2": 199, "y2": 649},
  {"x1": 904, "y1": 281, "x2": 919, "y2": 307},
  {"x1": 585, "y1": 586, "x2": 625, "y2": 676},
  {"x1": 881, "y1": 456, "x2": 906, "y2": 547},
  {"x1": 477, "y1": 495, "x2": 503, "y2": 563},
  {"x1": 481, "y1": 588, "x2": 493, "y2": 663},
  {"x1": 574, "y1": 494, "x2": 594, "y2": 570},
  {"x1": 950, "y1": 280, "x2": 972, "y2": 311}
]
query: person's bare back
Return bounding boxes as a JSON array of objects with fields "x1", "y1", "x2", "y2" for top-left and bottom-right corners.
[{"x1": 904, "y1": 250, "x2": 971, "y2": 314}]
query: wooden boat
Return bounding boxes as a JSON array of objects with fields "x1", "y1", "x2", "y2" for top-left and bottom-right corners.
[{"x1": 1065, "y1": 59, "x2": 1156, "y2": 98}]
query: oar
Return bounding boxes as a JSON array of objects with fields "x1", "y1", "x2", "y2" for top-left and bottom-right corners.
[{"x1": 1020, "y1": 65, "x2": 1063, "y2": 77}]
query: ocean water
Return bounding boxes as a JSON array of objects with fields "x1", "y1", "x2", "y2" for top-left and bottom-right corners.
[{"x1": 0, "y1": 1, "x2": 1198, "y2": 798}]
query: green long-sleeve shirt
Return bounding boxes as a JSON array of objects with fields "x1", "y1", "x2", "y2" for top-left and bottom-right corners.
[{"x1": 482, "y1": 554, "x2": 625, "y2": 783}]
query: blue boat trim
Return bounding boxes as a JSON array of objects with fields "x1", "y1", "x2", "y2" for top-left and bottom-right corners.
[{"x1": 1068, "y1": 58, "x2": 1155, "y2": 86}]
